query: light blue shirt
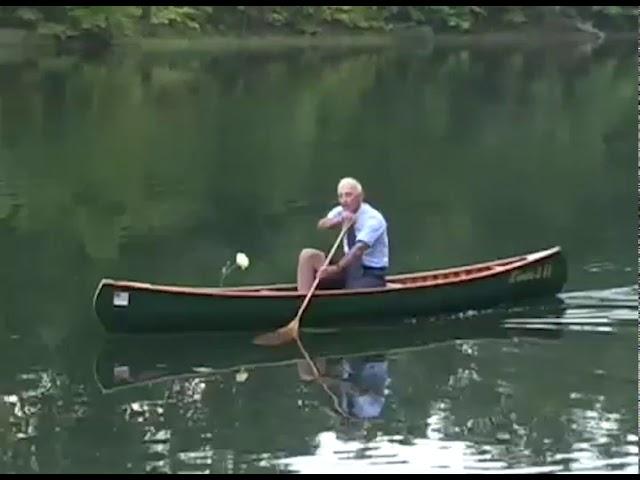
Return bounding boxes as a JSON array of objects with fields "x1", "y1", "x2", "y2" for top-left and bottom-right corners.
[{"x1": 326, "y1": 202, "x2": 389, "y2": 268}]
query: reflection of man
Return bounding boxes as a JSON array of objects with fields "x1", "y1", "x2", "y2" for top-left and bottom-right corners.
[
  {"x1": 341, "y1": 356, "x2": 389, "y2": 419},
  {"x1": 297, "y1": 355, "x2": 390, "y2": 420}
]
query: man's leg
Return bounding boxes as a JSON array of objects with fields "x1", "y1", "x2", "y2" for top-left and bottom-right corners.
[
  {"x1": 297, "y1": 248, "x2": 324, "y2": 293},
  {"x1": 297, "y1": 248, "x2": 344, "y2": 293},
  {"x1": 345, "y1": 266, "x2": 387, "y2": 290}
]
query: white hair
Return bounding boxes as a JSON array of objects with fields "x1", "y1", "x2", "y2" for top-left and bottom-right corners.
[{"x1": 337, "y1": 177, "x2": 363, "y2": 194}]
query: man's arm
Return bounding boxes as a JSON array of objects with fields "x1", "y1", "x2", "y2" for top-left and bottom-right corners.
[
  {"x1": 317, "y1": 216, "x2": 342, "y2": 230},
  {"x1": 335, "y1": 214, "x2": 385, "y2": 271},
  {"x1": 318, "y1": 205, "x2": 344, "y2": 230},
  {"x1": 336, "y1": 242, "x2": 368, "y2": 271},
  {"x1": 318, "y1": 241, "x2": 368, "y2": 280}
]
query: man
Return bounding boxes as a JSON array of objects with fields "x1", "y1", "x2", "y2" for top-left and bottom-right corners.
[{"x1": 297, "y1": 177, "x2": 389, "y2": 292}]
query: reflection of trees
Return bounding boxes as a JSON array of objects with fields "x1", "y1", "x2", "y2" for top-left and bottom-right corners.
[
  {"x1": 384, "y1": 332, "x2": 637, "y2": 471},
  {"x1": 1, "y1": 371, "x2": 68, "y2": 473},
  {"x1": 89, "y1": 368, "x2": 333, "y2": 473},
  {"x1": 0, "y1": 41, "x2": 634, "y2": 278}
]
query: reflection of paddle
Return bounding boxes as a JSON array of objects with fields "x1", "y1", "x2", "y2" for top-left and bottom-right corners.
[
  {"x1": 294, "y1": 334, "x2": 349, "y2": 419},
  {"x1": 253, "y1": 221, "x2": 351, "y2": 347}
]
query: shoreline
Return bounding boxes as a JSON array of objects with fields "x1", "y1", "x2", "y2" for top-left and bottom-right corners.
[
  {"x1": 110, "y1": 29, "x2": 637, "y2": 51},
  {"x1": 0, "y1": 27, "x2": 635, "y2": 55}
]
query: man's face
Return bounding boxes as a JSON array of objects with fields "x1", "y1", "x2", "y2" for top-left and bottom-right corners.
[{"x1": 338, "y1": 184, "x2": 362, "y2": 212}]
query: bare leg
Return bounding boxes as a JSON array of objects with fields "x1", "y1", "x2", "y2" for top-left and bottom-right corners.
[{"x1": 297, "y1": 248, "x2": 325, "y2": 293}]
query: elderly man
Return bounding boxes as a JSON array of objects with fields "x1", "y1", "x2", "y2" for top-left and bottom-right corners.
[{"x1": 297, "y1": 177, "x2": 389, "y2": 292}]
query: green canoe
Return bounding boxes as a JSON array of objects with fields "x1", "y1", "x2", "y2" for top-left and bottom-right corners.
[
  {"x1": 94, "y1": 304, "x2": 566, "y2": 393},
  {"x1": 93, "y1": 246, "x2": 567, "y2": 334}
]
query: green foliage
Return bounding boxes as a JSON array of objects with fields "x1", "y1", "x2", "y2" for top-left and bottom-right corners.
[
  {"x1": 149, "y1": 6, "x2": 212, "y2": 32},
  {"x1": 589, "y1": 5, "x2": 638, "y2": 30},
  {"x1": 66, "y1": 6, "x2": 142, "y2": 37},
  {"x1": 0, "y1": 6, "x2": 635, "y2": 44},
  {"x1": 420, "y1": 6, "x2": 481, "y2": 32},
  {"x1": 320, "y1": 6, "x2": 389, "y2": 31},
  {"x1": 0, "y1": 6, "x2": 139, "y2": 39},
  {"x1": 37, "y1": 21, "x2": 71, "y2": 38},
  {"x1": 14, "y1": 7, "x2": 43, "y2": 23},
  {"x1": 501, "y1": 7, "x2": 528, "y2": 26}
]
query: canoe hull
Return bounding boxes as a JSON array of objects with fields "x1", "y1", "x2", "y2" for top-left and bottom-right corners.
[{"x1": 93, "y1": 246, "x2": 567, "y2": 334}]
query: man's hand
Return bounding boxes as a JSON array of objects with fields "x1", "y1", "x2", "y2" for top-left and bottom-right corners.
[
  {"x1": 318, "y1": 210, "x2": 357, "y2": 230},
  {"x1": 341, "y1": 210, "x2": 356, "y2": 228}
]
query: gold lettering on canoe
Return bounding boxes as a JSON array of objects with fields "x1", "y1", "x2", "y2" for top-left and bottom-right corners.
[{"x1": 509, "y1": 264, "x2": 553, "y2": 283}]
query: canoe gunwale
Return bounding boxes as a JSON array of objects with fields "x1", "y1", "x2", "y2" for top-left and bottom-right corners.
[{"x1": 94, "y1": 246, "x2": 563, "y2": 301}]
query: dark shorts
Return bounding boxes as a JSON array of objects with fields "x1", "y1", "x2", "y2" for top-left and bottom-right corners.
[{"x1": 318, "y1": 262, "x2": 387, "y2": 290}]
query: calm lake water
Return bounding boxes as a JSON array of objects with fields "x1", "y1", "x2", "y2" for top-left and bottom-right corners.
[{"x1": 0, "y1": 36, "x2": 637, "y2": 473}]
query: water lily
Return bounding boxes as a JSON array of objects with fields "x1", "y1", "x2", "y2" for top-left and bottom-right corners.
[
  {"x1": 220, "y1": 251, "x2": 251, "y2": 286},
  {"x1": 236, "y1": 252, "x2": 250, "y2": 270}
]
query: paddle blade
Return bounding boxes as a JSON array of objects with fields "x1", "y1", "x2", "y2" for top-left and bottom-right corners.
[{"x1": 253, "y1": 321, "x2": 299, "y2": 346}]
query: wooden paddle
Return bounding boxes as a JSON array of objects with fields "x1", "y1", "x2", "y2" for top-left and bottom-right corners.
[{"x1": 253, "y1": 220, "x2": 352, "y2": 346}]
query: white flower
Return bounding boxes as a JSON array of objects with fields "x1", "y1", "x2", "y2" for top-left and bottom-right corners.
[{"x1": 235, "y1": 252, "x2": 250, "y2": 270}]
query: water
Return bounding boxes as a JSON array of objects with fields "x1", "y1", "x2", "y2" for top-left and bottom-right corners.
[{"x1": 0, "y1": 36, "x2": 636, "y2": 473}]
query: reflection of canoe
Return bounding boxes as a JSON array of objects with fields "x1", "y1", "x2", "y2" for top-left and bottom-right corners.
[
  {"x1": 93, "y1": 246, "x2": 567, "y2": 334},
  {"x1": 94, "y1": 302, "x2": 566, "y2": 393}
]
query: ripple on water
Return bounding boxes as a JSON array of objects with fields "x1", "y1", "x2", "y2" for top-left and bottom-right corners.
[{"x1": 265, "y1": 432, "x2": 640, "y2": 474}]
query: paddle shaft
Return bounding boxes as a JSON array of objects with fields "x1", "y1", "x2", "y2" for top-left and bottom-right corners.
[
  {"x1": 292, "y1": 222, "x2": 351, "y2": 327},
  {"x1": 252, "y1": 219, "x2": 353, "y2": 346}
]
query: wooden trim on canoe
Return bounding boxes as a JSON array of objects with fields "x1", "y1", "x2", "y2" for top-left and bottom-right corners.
[{"x1": 95, "y1": 246, "x2": 563, "y2": 300}]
